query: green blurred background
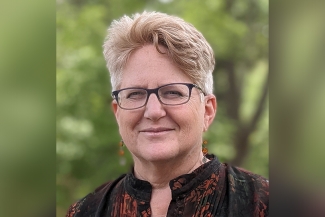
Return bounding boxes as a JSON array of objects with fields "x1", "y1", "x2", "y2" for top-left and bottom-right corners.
[
  {"x1": 2, "y1": 0, "x2": 325, "y2": 216},
  {"x1": 56, "y1": 0, "x2": 268, "y2": 216}
]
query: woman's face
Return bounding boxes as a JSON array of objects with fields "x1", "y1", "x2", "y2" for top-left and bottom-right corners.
[{"x1": 112, "y1": 45, "x2": 216, "y2": 164}]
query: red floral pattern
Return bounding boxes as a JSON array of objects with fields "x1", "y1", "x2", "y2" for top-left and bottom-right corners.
[{"x1": 66, "y1": 156, "x2": 269, "y2": 216}]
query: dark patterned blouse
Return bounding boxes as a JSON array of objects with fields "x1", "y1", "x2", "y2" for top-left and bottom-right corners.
[{"x1": 66, "y1": 156, "x2": 269, "y2": 217}]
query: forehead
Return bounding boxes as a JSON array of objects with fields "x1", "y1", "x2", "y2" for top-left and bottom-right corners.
[{"x1": 120, "y1": 45, "x2": 192, "y2": 88}]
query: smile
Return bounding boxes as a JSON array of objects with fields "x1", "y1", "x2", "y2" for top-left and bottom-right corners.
[{"x1": 140, "y1": 127, "x2": 174, "y2": 134}]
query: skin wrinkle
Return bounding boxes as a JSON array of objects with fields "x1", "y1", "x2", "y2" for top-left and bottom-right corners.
[
  {"x1": 112, "y1": 44, "x2": 216, "y2": 189},
  {"x1": 111, "y1": 44, "x2": 217, "y2": 217},
  {"x1": 65, "y1": 12, "x2": 268, "y2": 217}
]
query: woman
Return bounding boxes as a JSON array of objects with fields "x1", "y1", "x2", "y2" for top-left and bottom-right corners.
[{"x1": 67, "y1": 11, "x2": 268, "y2": 217}]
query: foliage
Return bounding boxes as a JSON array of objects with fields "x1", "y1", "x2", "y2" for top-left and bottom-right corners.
[{"x1": 57, "y1": 0, "x2": 268, "y2": 216}]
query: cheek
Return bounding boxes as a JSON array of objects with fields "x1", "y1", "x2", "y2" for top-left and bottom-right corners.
[
  {"x1": 117, "y1": 110, "x2": 142, "y2": 135},
  {"x1": 178, "y1": 103, "x2": 205, "y2": 134}
]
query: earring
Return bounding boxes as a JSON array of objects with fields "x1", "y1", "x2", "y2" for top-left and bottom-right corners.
[
  {"x1": 202, "y1": 140, "x2": 209, "y2": 163},
  {"x1": 118, "y1": 140, "x2": 126, "y2": 166},
  {"x1": 202, "y1": 140, "x2": 208, "y2": 156}
]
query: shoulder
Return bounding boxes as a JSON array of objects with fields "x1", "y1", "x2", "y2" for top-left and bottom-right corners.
[
  {"x1": 65, "y1": 181, "x2": 113, "y2": 217},
  {"x1": 223, "y1": 164, "x2": 269, "y2": 216},
  {"x1": 65, "y1": 174, "x2": 126, "y2": 217},
  {"x1": 227, "y1": 165, "x2": 269, "y2": 195},
  {"x1": 225, "y1": 164, "x2": 269, "y2": 192}
]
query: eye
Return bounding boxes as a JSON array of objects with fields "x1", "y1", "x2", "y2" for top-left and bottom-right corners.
[
  {"x1": 126, "y1": 90, "x2": 146, "y2": 99},
  {"x1": 162, "y1": 90, "x2": 184, "y2": 98},
  {"x1": 167, "y1": 91, "x2": 183, "y2": 96}
]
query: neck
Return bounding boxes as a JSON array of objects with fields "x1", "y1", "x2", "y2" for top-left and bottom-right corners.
[{"x1": 132, "y1": 151, "x2": 208, "y2": 189}]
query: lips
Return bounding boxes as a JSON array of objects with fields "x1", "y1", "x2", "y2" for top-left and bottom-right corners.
[{"x1": 140, "y1": 127, "x2": 174, "y2": 133}]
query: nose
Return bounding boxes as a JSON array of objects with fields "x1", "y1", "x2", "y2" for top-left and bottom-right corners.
[{"x1": 143, "y1": 93, "x2": 166, "y2": 121}]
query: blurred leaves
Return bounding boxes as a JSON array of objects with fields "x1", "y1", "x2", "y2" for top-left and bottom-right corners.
[
  {"x1": 56, "y1": 0, "x2": 268, "y2": 216},
  {"x1": 0, "y1": 0, "x2": 55, "y2": 216},
  {"x1": 271, "y1": 1, "x2": 325, "y2": 215},
  {"x1": 3, "y1": 0, "x2": 325, "y2": 216}
]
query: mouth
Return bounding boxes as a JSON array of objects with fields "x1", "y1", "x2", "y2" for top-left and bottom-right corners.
[{"x1": 140, "y1": 127, "x2": 174, "y2": 134}]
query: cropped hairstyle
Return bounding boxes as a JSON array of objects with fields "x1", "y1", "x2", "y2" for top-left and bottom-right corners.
[{"x1": 103, "y1": 11, "x2": 215, "y2": 94}]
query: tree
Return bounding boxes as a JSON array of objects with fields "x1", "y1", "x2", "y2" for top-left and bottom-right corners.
[{"x1": 56, "y1": 0, "x2": 268, "y2": 216}]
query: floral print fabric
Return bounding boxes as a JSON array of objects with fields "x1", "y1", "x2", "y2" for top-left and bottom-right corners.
[{"x1": 66, "y1": 156, "x2": 269, "y2": 217}]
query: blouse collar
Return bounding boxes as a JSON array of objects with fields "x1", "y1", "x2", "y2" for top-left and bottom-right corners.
[{"x1": 124, "y1": 155, "x2": 221, "y2": 202}]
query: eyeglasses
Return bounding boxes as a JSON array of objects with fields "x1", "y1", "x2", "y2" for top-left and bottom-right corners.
[{"x1": 112, "y1": 83, "x2": 206, "y2": 110}]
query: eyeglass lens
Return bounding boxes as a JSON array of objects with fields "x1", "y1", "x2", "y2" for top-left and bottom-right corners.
[{"x1": 117, "y1": 83, "x2": 193, "y2": 109}]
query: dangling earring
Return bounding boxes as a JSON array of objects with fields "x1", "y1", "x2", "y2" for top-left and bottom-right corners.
[
  {"x1": 202, "y1": 139, "x2": 208, "y2": 156},
  {"x1": 118, "y1": 140, "x2": 126, "y2": 166},
  {"x1": 202, "y1": 139, "x2": 209, "y2": 163}
]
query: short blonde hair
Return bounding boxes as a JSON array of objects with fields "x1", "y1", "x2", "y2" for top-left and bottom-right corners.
[{"x1": 103, "y1": 11, "x2": 215, "y2": 94}]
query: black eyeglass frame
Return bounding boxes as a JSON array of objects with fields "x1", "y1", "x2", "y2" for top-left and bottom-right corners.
[{"x1": 111, "y1": 83, "x2": 206, "y2": 110}]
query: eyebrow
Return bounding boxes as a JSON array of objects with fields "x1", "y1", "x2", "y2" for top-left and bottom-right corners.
[{"x1": 119, "y1": 83, "x2": 168, "y2": 89}]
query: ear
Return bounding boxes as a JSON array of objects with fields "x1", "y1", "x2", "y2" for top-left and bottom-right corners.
[
  {"x1": 111, "y1": 99, "x2": 119, "y2": 123},
  {"x1": 203, "y1": 94, "x2": 217, "y2": 132}
]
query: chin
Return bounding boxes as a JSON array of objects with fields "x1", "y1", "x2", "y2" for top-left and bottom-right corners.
[{"x1": 138, "y1": 150, "x2": 178, "y2": 163}]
